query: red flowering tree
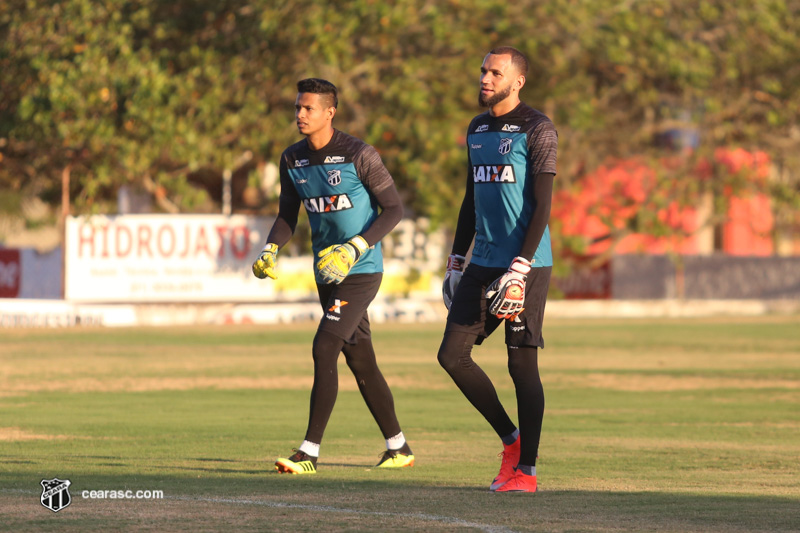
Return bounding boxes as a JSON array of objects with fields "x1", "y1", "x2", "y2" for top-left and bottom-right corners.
[{"x1": 552, "y1": 148, "x2": 775, "y2": 259}]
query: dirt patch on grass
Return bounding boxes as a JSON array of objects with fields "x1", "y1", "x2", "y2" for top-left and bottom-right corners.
[
  {"x1": 548, "y1": 372, "x2": 800, "y2": 392},
  {"x1": 0, "y1": 492, "x2": 520, "y2": 532},
  {"x1": 0, "y1": 427, "x2": 77, "y2": 441},
  {"x1": 0, "y1": 375, "x2": 451, "y2": 397}
]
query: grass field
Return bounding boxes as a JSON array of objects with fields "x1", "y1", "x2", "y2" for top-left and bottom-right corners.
[{"x1": 1, "y1": 316, "x2": 799, "y2": 532}]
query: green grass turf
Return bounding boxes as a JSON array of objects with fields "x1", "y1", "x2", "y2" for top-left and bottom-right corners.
[{"x1": 1, "y1": 316, "x2": 799, "y2": 532}]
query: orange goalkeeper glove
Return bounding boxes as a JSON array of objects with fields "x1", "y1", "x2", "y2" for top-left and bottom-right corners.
[{"x1": 485, "y1": 256, "x2": 531, "y2": 320}]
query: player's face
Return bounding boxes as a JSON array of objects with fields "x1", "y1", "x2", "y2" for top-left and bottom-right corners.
[
  {"x1": 478, "y1": 53, "x2": 517, "y2": 108},
  {"x1": 295, "y1": 92, "x2": 334, "y2": 137}
]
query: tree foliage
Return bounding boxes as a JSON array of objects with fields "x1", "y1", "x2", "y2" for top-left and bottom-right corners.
[{"x1": 1, "y1": 0, "x2": 799, "y2": 248}]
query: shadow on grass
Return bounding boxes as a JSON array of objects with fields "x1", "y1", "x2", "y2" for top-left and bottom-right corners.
[{"x1": 2, "y1": 472, "x2": 798, "y2": 533}]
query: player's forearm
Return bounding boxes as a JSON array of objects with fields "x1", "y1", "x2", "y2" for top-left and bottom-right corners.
[
  {"x1": 267, "y1": 161, "x2": 301, "y2": 248},
  {"x1": 265, "y1": 188, "x2": 301, "y2": 248},
  {"x1": 360, "y1": 183, "x2": 403, "y2": 246},
  {"x1": 451, "y1": 178, "x2": 476, "y2": 256},
  {"x1": 518, "y1": 173, "x2": 554, "y2": 260},
  {"x1": 265, "y1": 214, "x2": 296, "y2": 248}
]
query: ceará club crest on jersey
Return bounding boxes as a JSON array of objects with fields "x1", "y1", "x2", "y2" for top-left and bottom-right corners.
[
  {"x1": 327, "y1": 169, "x2": 342, "y2": 186},
  {"x1": 498, "y1": 138, "x2": 513, "y2": 155}
]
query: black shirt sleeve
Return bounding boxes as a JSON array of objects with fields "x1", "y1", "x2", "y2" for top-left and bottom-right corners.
[
  {"x1": 518, "y1": 172, "x2": 554, "y2": 261},
  {"x1": 354, "y1": 144, "x2": 394, "y2": 195},
  {"x1": 451, "y1": 149, "x2": 476, "y2": 256},
  {"x1": 517, "y1": 118, "x2": 558, "y2": 261},
  {"x1": 354, "y1": 144, "x2": 403, "y2": 246},
  {"x1": 265, "y1": 156, "x2": 301, "y2": 247},
  {"x1": 361, "y1": 182, "x2": 403, "y2": 246}
]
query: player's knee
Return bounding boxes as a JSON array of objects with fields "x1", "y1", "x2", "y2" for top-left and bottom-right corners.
[
  {"x1": 507, "y1": 346, "x2": 539, "y2": 380},
  {"x1": 437, "y1": 334, "x2": 469, "y2": 373},
  {"x1": 312, "y1": 330, "x2": 344, "y2": 364},
  {"x1": 344, "y1": 356, "x2": 374, "y2": 377},
  {"x1": 437, "y1": 345, "x2": 456, "y2": 372}
]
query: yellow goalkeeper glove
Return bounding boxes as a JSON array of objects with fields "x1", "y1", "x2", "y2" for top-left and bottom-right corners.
[
  {"x1": 316, "y1": 235, "x2": 369, "y2": 284},
  {"x1": 252, "y1": 243, "x2": 279, "y2": 279}
]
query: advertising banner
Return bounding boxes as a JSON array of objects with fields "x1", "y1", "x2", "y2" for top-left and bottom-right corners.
[
  {"x1": 65, "y1": 215, "x2": 445, "y2": 303},
  {"x1": 65, "y1": 215, "x2": 304, "y2": 302},
  {"x1": 0, "y1": 249, "x2": 21, "y2": 298}
]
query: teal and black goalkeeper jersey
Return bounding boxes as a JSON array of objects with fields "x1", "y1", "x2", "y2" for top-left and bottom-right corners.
[
  {"x1": 279, "y1": 130, "x2": 394, "y2": 283},
  {"x1": 465, "y1": 103, "x2": 558, "y2": 268}
]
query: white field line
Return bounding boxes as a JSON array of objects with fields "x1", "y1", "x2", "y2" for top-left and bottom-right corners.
[
  {"x1": 172, "y1": 495, "x2": 518, "y2": 533},
  {"x1": 1, "y1": 489, "x2": 518, "y2": 533}
]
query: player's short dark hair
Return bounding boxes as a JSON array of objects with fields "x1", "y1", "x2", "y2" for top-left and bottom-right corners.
[
  {"x1": 488, "y1": 46, "x2": 529, "y2": 77},
  {"x1": 296, "y1": 78, "x2": 338, "y2": 109}
]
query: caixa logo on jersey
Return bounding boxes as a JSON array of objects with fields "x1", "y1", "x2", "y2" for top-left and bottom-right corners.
[
  {"x1": 41, "y1": 478, "x2": 72, "y2": 513},
  {"x1": 473, "y1": 165, "x2": 517, "y2": 183},
  {"x1": 327, "y1": 169, "x2": 342, "y2": 186},
  {"x1": 304, "y1": 194, "x2": 353, "y2": 213}
]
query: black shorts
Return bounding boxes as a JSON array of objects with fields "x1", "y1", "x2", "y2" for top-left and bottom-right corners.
[
  {"x1": 316, "y1": 273, "x2": 382, "y2": 344},
  {"x1": 446, "y1": 264, "x2": 551, "y2": 348}
]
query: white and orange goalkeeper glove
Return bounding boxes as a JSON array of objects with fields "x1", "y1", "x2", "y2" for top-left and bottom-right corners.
[
  {"x1": 485, "y1": 256, "x2": 532, "y2": 320},
  {"x1": 442, "y1": 253, "x2": 466, "y2": 309},
  {"x1": 252, "y1": 243, "x2": 279, "y2": 279},
  {"x1": 316, "y1": 235, "x2": 369, "y2": 284}
]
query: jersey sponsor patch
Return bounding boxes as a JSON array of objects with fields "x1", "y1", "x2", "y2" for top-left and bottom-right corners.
[
  {"x1": 501, "y1": 124, "x2": 521, "y2": 132},
  {"x1": 324, "y1": 155, "x2": 346, "y2": 164},
  {"x1": 303, "y1": 194, "x2": 353, "y2": 213},
  {"x1": 475, "y1": 124, "x2": 489, "y2": 133},
  {"x1": 294, "y1": 159, "x2": 310, "y2": 167},
  {"x1": 473, "y1": 165, "x2": 517, "y2": 183}
]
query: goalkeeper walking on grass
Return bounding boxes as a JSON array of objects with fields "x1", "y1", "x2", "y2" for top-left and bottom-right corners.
[
  {"x1": 439, "y1": 47, "x2": 558, "y2": 493},
  {"x1": 252, "y1": 78, "x2": 413, "y2": 474}
]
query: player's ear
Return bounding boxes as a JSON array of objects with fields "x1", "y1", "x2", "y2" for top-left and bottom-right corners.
[
  {"x1": 515, "y1": 74, "x2": 526, "y2": 92},
  {"x1": 327, "y1": 106, "x2": 336, "y2": 120}
]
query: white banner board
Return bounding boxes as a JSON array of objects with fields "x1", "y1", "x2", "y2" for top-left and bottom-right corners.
[
  {"x1": 65, "y1": 215, "x2": 315, "y2": 302},
  {"x1": 64, "y1": 215, "x2": 445, "y2": 303}
]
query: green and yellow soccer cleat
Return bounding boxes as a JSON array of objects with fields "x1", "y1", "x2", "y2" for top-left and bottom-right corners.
[
  {"x1": 275, "y1": 450, "x2": 317, "y2": 474},
  {"x1": 376, "y1": 444, "x2": 415, "y2": 468}
]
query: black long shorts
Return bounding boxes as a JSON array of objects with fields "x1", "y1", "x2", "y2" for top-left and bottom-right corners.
[
  {"x1": 316, "y1": 273, "x2": 382, "y2": 344},
  {"x1": 446, "y1": 264, "x2": 551, "y2": 348}
]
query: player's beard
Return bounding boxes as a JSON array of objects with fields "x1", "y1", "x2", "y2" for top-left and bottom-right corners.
[{"x1": 478, "y1": 84, "x2": 513, "y2": 108}]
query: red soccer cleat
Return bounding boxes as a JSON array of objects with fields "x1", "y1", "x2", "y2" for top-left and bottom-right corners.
[
  {"x1": 494, "y1": 468, "x2": 537, "y2": 493},
  {"x1": 489, "y1": 438, "x2": 520, "y2": 491}
]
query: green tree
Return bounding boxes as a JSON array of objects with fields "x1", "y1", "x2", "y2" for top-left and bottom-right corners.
[{"x1": 1, "y1": 0, "x2": 798, "y2": 251}]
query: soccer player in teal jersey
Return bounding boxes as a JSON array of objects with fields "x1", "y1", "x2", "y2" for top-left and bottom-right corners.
[
  {"x1": 439, "y1": 47, "x2": 558, "y2": 493},
  {"x1": 252, "y1": 78, "x2": 413, "y2": 474}
]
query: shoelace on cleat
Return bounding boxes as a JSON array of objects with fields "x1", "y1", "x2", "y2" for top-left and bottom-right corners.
[{"x1": 379, "y1": 450, "x2": 397, "y2": 461}]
